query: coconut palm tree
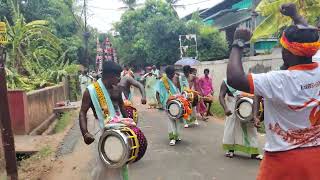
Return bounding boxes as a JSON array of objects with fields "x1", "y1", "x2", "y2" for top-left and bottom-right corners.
[
  {"x1": 119, "y1": 0, "x2": 139, "y2": 10},
  {"x1": 165, "y1": 0, "x2": 185, "y2": 17},
  {"x1": 252, "y1": 0, "x2": 320, "y2": 41}
]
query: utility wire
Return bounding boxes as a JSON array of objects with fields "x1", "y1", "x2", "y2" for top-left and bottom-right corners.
[
  {"x1": 175, "y1": 0, "x2": 213, "y2": 6},
  {"x1": 88, "y1": 0, "x2": 213, "y2": 12}
]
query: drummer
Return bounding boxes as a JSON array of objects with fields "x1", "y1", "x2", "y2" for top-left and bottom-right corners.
[
  {"x1": 156, "y1": 66, "x2": 183, "y2": 146},
  {"x1": 118, "y1": 73, "x2": 147, "y2": 104},
  {"x1": 179, "y1": 65, "x2": 199, "y2": 128},
  {"x1": 219, "y1": 79, "x2": 263, "y2": 160},
  {"x1": 227, "y1": 3, "x2": 320, "y2": 179},
  {"x1": 79, "y1": 61, "x2": 131, "y2": 180}
]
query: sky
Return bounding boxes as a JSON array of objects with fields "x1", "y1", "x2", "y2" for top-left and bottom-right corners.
[{"x1": 84, "y1": 0, "x2": 224, "y2": 32}]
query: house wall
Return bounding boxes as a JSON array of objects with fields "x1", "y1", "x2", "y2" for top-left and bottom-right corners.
[{"x1": 193, "y1": 52, "x2": 283, "y2": 96}]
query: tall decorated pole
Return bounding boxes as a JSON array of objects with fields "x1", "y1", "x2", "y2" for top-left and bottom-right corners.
[
  {"x1": 103, "y1": 37, "x2": 114, "y2": 62},
  {"x1": 0, "y1": 22, "x2": 18, "y2": 180},
  {"x1": 96, "y1": 37, "x2": 103, "y2": 73},
  {"x1": 95, "y1": 36, "x2": 117, "y2": 73}
]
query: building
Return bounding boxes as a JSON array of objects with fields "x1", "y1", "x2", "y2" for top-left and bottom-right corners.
[{"x1": 185, "y1": 0, "x2": 277, "y2": 54}]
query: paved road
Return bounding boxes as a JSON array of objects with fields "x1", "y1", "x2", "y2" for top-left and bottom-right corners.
[
  {"x1": 130, "y1": 107, "x2": 261, "y2": 180},
  {"x1": 46, "y1": 100, "x2": 263, "y2": 180}
]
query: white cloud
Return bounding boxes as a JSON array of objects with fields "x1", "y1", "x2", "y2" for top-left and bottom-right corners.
[{"x1": 85, "y1": 0, "x2": 223, "y2": 32}]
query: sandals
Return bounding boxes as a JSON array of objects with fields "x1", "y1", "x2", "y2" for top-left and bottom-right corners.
[
  {"x1": 169, "y1": 140, "x2": 176, "y2": 146},
  {"x1": 194, "y1": 120, "x2": 199, "y2": 125},
  {"x1": 225, "y1": 151, "x2": 234, "y2": 158},
  {"x1": 202, "y1": 117, "x2": 208, "y2": 121},
  {"x1": 251, "y1": 154, "x2": 263, "y2": 160}
]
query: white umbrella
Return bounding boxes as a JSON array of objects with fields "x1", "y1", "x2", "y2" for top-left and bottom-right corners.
[{"x1": 174, "y1": 57, "x2": 200, "y2": 66}]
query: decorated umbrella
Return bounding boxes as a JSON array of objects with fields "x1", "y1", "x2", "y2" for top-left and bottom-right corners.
[{"x1": 174, "y1": 57, "x2": 200, "y2": 66}]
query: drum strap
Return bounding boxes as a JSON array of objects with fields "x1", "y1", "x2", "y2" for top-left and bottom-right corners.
[
  {"x1": 161, "y1": 75, "x2": 179, "y2": 95},
  {"x1": 161, "y1": 75, "x2": 172, "y2": 95},
  {"x1": 87, "y1": 79, "x2": 117, "y2": 128},
  {"x1": 224, "y1": 79, "x2": 240, "y2": 97},
  {"x1": 94, "y1": 81, "x2": 109, "y2": 117}
]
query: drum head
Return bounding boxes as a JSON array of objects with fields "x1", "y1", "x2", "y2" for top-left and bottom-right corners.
[
  {"x1": 168, "y1": 103, "x2": 180, "y2": 117},
  {"x1": 98, "y1": 129, "x2": 129, "y2": 168},
  {"x1": 238, "y1": 101, "x2": 252, "y2": 118},
  {"x1": 104, "y1": 135, "x2": 125, "y2": 162}
]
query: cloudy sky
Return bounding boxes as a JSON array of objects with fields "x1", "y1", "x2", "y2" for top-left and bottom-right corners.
[{"x1": 84, "y1": 0, "x2": 223, "y2": 32}]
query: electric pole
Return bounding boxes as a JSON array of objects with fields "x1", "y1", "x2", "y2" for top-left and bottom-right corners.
[
  {"x1": 0, "y1": 22, "x2": 18, "y2": 180},
  {"x1": 83, "y1": 0, "x2": 90, "y2": 68},
  {"x1": 250, "y1": 0, "x2": 259, "y2": 56}
]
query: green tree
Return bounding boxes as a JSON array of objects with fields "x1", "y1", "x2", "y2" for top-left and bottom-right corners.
[
  {"x1": 0, "y1": 1, "x2": 12, "y2": 22},
  {"x1": 197, "y1": 26, "x2": 228, "y2": 61},
  {"x1": 114, "y1": 0, "x2": 186, "y2": 66},
  {"x1": 185, "y1": 12, "x2": 228, "y2": 61},
  {"x1": 164, "y1": 0, "x2": 182, "y2": 17},
  {"x1": 120, "y1": 0, "x2": 138, "y2": 10},
  {"x1": 16, "y1": 0, "x2": 96, "y2": 67},
  {"x1": 3, "y1": 0, "x2": 80, "y2": 90},
  {"x1": 252, "y1": 0, "x2": 320, "y2": 41}
]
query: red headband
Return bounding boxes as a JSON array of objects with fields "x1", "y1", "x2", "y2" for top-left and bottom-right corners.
[{"x1": 280, "y1": 32, "x2": 320, "y2": 57}]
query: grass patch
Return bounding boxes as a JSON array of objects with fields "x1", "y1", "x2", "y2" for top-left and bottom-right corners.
[
  {"x1": 209, "y1": 100, "x2": 225, "y2": 118},
  {"x1": 53, "y1": 111, "x2": 75, "y2": 133},
  {"x1": 19, "y1": 146, "x2": 53, "y2": 168},
  {"x1": 30, "y1": 146, "x2": 53, "y2": 161}
]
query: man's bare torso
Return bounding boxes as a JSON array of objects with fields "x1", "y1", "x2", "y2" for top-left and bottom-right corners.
[{"x1": 88, "y1": 85, "x2": 123, "y2": 115}]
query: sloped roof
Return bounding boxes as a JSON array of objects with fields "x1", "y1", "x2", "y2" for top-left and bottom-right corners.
[
  {"x1": 211, "y1": 9, "x2": 251, "y2": 29},
  {"x1": 182, "y1": 8, "x2": 209, "y2": 20},
  {"x1": 199, "y1": 0, "x2": 243, "y2": 19}
]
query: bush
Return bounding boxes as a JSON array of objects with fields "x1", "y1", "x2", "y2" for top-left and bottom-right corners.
[
  {"x1": 186, "y1": 12, "x2": 229, "y2": 61},
  {"x1": 67, "y1": 75, "x2": 81, "y2": 102}
]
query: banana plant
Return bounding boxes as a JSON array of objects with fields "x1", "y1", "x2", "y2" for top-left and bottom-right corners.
[
  {"x1": 252, "y1": 0, "x2": 320, "y2": 42},
  {"x1": 3, "y1": 0, "x2": 77, "y2": 90}
]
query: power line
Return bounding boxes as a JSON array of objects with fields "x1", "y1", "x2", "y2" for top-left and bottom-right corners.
[
  {"x1": 88, "y1": 0, "x2": 213, "y2": 12},
  {"x1": 88, "y1": 5, "x2": 122, "y2": 11},
  {"x1": 175, "y1": 0, "x2": 213, "y2": 6}
]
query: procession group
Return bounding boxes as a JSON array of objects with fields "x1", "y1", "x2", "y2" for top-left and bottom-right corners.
[{"x1": 78, "y1": 3, "x2": 320, "y2": 180}]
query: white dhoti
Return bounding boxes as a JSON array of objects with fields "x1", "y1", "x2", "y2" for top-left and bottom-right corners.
[
  {"x1": 90, "y1": 130, "x2": 129, "y2": 180},
  {"x1": 222, "y1": 96, "x2": 259, "y2": 155},
  {"x1": 168, "y1": 118, "x2": 182, "y2": 140}
]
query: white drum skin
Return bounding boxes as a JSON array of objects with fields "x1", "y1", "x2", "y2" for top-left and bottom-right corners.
[
  {"x1": 104, "y1": 136, "x2": 125, "y2": 163},
  {"x1": 166, "y1": 99, "x2": 185, "y2": 119}
]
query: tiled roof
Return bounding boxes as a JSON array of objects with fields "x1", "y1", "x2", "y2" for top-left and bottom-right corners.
[{"x1": 199, "y1": 0, "x2": 243, "y2": 19}]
